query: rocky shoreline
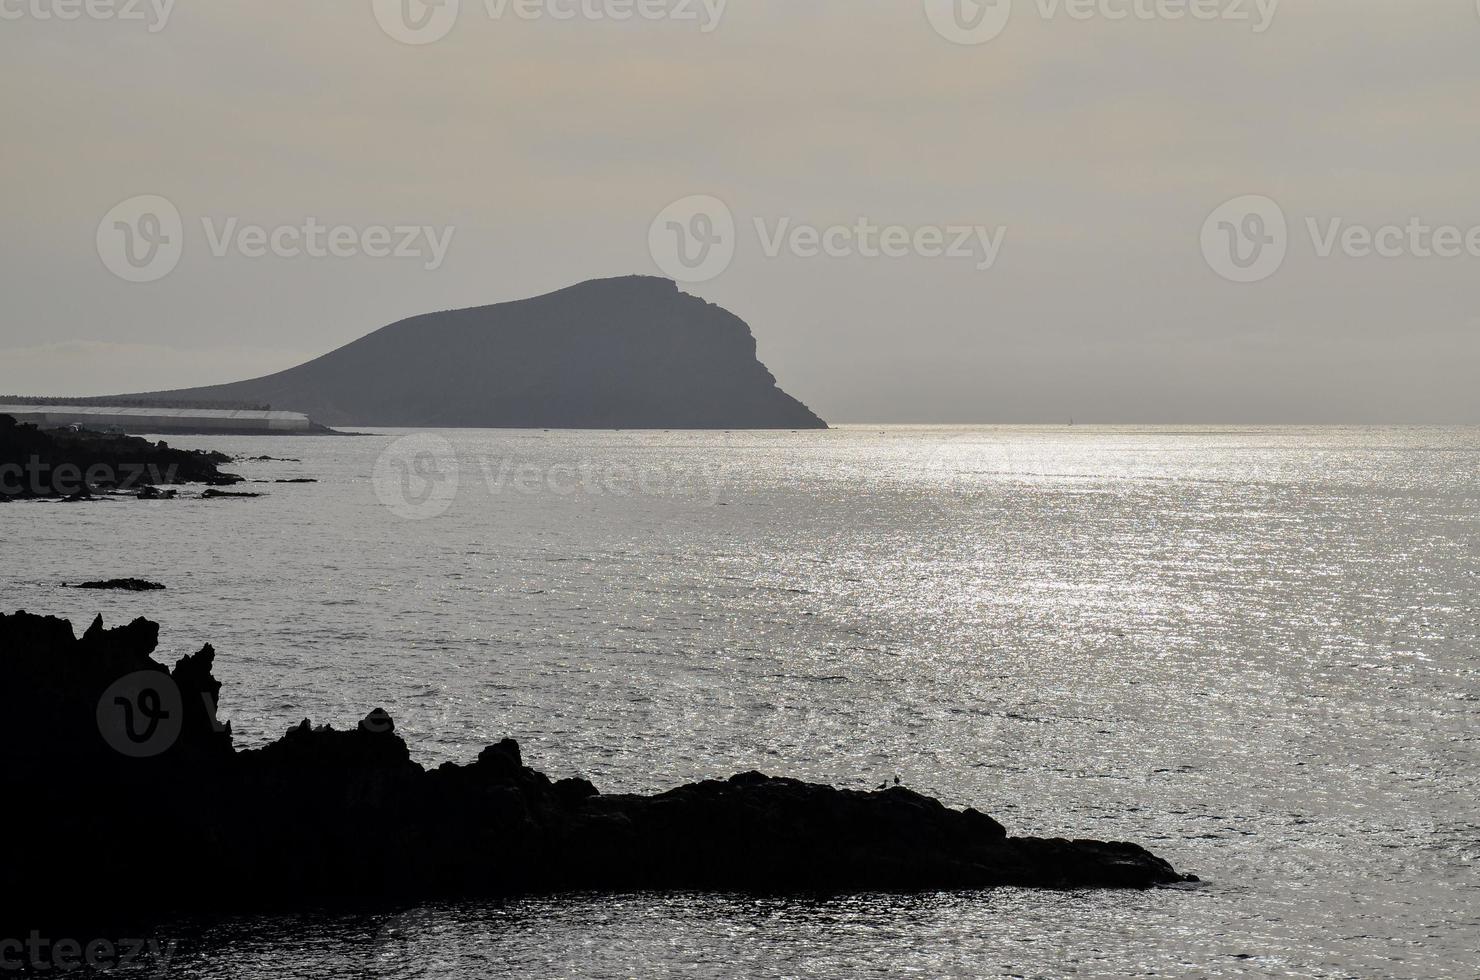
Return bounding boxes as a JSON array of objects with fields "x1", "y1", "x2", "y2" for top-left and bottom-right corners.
[
  {"x1": 0, "y1": 413, "x2": 242, "y2": 500},
  {"x1": 66, "y1": 578, "x2": 167, "y2": 591},
  {"x1": 4, "y1": 611, "x2": 1195, "y2": 925}
]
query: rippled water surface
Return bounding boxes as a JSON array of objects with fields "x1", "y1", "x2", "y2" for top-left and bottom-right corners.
[{"x1": 5, "y1": 426, "x2": 1478, "y2": 977}]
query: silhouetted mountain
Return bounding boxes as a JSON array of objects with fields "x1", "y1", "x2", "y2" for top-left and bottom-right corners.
[{"x1": 121, "y1": 277, "x2": 827, "y2": 429}]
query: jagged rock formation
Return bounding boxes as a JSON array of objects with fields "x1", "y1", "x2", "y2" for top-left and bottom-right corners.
[
  {"x1": 119, "y1": 277, "x2": 827, "y2": 429},
  {"x1": 0, "y1": 414, "x2": 241, "y2": 499},
  {"x1": 3, "y1": 612, "x2": 1193, "y2": 924},
  {"x1": 68, "y1": 579, "x2": 167, "y2": 591}
]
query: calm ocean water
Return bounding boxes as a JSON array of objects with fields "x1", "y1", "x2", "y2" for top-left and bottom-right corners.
[{"x1": 5, "y1": 425, "x2": 1478, "y2": 978}]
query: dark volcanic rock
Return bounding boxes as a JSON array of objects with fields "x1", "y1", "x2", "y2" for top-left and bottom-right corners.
[
  {"x1": 0, "y1": 413, "x2": 240, "y2": 499},
  {"x1": 200, "y1": 487, "x2": 262, "y2": 499},
  {"x1": 2, "y1": 612, "x2": 1194, "y2": 924},
  {"x1": 117, "y1": 276, "x2": 828, "y2": 429},
  {"x1": 69, "y1": 579, "x2": 167, "y2": 591}
]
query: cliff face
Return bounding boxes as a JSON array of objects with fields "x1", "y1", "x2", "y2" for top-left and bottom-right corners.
[{"x1": 125, "y1": 277, "x2": 827, "y2": 429}]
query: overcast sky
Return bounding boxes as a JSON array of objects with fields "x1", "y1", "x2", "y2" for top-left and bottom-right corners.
[{"x1": 2, "y1": 0, "x2": 1477, "y2": 423}]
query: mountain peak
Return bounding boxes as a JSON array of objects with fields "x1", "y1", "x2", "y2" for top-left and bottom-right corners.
[{"x1": 120, "y1": 278, "x2": 826, "y2": 430}]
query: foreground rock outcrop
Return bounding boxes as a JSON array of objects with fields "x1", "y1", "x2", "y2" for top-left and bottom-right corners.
[
  {"x1": 2, "y1": 612, "x2": 1192, "y2": 924},
  {"x1": 0, "y1": 413, "x2": 241, "y2": 499},
  {"x1": 116, "y1": 276, "x2": 828, "y2": 429}
]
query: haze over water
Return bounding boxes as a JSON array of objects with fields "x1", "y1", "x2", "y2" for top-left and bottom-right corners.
[{"x1": 6, "y1": 425, "x2": 1477, "y2": 978}]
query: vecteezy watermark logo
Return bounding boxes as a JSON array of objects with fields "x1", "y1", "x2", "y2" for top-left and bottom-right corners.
[
  {"x1": 374, "y1": 0, "x2": 726, "y2": 44},
  {"x1": 649, "y1": 195, "x2": 1007, "y2": 282},
  {"x1": 96, "y1": 670, "x2": 183, "y2": 758},
  {"x1": 0, "y1": 458, "x2": 177, "y2": 498},
  {"x1": 920, "y1": 431, "x2": 1030, "y2": 518},
  {"x1": 199, "y1": 217, "x2": 455, "y2": 269},
  {"x1": 925, "y1": 0, "x2": 1012, "y2": 45},
  {"x1": 0, "y1": 0, "x2": 175, "y2": 31},
  {"x1": 649, "y1": 195, "x2": 736, "y2": 283},
  {"x1": 373, "y1": 0, "x2": 461, "y2": 44},
  {"x1": 360, "y1": 909, "x2": 451, "y2": 976},
  {"x1": 1203, "y1": 194, "x2": 1480, "y2": 283},
  {"x1": 97, "y1": 195, "x2": 457, "y2": 283},
  {"x1": 372, "y1": 433, "x2": 460, "y2": 520},
  {"x1": 755, "y1": 217, "x2": 1005, "y2": 270},
  {"x1": 370, "y1": 442, "x2": 727, "y2": 519},
  {"x1": 926, "y1": 0, "x2": 1279, "y2": 44},
  {"x1": 96, "y1": 195, "x2": 183, "y2": 283},
  {"x1": 1201, "y1": 194, "x2": 1288, "y2": 283},
  {"x1": 473, "y1": 455, "x2": 725, "y2": 505},
  {"x1": 0, "y1": 933, "x2": 176, "y2": 974},
  {"x1": 483, "y1": 0, "x2": 726, "y2": 29}
]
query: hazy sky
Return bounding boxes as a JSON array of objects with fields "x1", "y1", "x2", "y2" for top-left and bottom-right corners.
[{"x1": 2, "y1": 0, "x2": 1477, "y2": 423}]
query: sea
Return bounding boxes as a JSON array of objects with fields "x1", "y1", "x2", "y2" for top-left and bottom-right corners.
[{"x1": 4, "y1": 425, "x2": 1477, "y2": 978}]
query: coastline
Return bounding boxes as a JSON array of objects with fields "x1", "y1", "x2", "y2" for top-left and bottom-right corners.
[{"x1": 6, "y1": 610, "x2": 1193, "y2": 928}]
